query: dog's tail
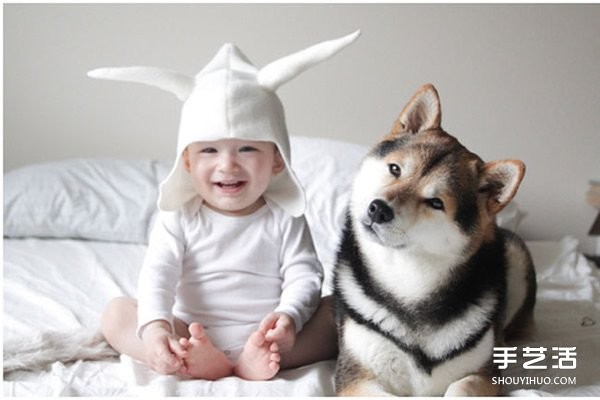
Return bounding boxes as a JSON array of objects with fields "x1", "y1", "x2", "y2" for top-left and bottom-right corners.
[{"x1": 3, "y1": 328, "x2": 119, "y2": 373}]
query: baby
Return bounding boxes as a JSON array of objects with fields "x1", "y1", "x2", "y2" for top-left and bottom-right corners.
[
  {"x1": 103, "y1": 137, "x2": 323, "y2": 380},
  {"x1": 93, "y1": 31, "x2": 359, "y2": 380}
]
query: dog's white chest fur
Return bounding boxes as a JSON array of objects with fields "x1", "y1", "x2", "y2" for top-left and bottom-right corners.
[
  {"x1": 359, "y1": 237, "x2": 461, "y2": 301},
  {"x1": 343, "y1": 319, "x2": 494, "y2": 396}
]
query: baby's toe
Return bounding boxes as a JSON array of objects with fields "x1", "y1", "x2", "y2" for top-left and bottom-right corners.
[{"x1": 188, "y1": 322, "x2": 206, "y2": 340}]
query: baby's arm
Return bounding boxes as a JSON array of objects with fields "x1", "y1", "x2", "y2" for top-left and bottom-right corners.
[
  {"x1": 140, "y1": 320, "x2": 188, "y2": 375},
  {"x1": 275, "y1": 215, "x2": 324, "y2": 334},
  {"x1": 137, "y1": 211, "x2": 187, "y2": 374},
  {"x1": 260, "y1": 312, "x2": 296, "y2": 353}
]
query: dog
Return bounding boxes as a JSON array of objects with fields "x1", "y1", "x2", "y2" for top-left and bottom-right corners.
[{"x1": 333, "y1": 84, "x2": 536, "y2": 396}]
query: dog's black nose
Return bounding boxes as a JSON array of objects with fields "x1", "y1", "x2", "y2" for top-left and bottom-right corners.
[{"x1": 368, "y1": 199, "x2": 394, "y2": 224}]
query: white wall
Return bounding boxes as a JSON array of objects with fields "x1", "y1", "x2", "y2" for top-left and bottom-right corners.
[{"x1": 4, "y1": 4, "x2": 600, "y2": 252}]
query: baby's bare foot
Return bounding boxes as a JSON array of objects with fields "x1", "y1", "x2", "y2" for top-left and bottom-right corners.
[
  {"x1": 179, "y1": 322, "x2": 233, "y2": 380},
  {"x1": 234, "y1": 330, "x2": 280, "y2": 380}
]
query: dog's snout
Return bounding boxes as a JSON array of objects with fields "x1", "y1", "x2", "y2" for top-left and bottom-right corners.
[{"x1": 368, "y1": 199, "x2": 394, "y2": 224}]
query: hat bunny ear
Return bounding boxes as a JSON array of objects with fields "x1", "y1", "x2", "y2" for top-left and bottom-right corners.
[
  {"x1": 87, "y1": 66, "x2": 195, "y2": 101},
  {"x1": 258, "y1": 30, "x2": 360, "y2": 91}
]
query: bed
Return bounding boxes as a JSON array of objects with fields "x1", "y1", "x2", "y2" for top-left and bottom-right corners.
[{"x1": 4, "y1": 136, "x2": 600, "y2": 396}]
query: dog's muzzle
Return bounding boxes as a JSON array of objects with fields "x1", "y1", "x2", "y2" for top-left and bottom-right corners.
[
  {"x1": 367, "y1": 199, "x2": 394, "y2": 224},
  {"x1": 360, "y1": 199, "x2": 407, "y2": 248}
]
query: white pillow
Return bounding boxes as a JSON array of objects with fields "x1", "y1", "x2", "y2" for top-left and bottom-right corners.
[
  {"x1": 4, "y1": 158, "x2": 170, "y2": 244},
  {"x1": 290, "y1": 136, "x2": 367, "y2": 267},
  {"x1": 496, "y1": 201, "x2": 525, "y2": 232}
]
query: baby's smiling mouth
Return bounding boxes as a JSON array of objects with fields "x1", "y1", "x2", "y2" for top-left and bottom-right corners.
[{"x1": 215, "y1": 181, "x2": 246, "y2": 190}]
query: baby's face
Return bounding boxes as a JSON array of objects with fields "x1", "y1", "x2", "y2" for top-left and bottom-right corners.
[{"x1": 183, "y1": 139, "x2": 284, "y2": 216}]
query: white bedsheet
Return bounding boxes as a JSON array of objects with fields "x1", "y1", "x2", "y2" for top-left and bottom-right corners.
[{"x1": 4, "y1": 236, "x2": 600, "y2": 396}]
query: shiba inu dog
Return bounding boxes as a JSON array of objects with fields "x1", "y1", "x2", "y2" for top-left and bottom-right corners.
[{"x1": 333, "y1": 84, "x2": 536, "y2": 396}]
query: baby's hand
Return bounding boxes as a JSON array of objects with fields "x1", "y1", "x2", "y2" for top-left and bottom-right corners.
[
  {"x1": 260, "y1": 312, "x2": 296, "y2": 353},
  {"x1": 141, "y1": 320, "x2": 187, "y2": 375}
]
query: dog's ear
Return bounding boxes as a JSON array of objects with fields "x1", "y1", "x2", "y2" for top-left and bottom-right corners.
[
  {"x1": 479, "y1": 160, "x2": 525, "y2": 215},
  {"x1": 390, "y1": 84, "x2": 441, "y2": 136}
]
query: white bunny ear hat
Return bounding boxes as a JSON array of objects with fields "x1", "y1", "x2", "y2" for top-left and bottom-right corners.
[{"x1": 88, "y1": 30, "x2": 360, "y2": 216}]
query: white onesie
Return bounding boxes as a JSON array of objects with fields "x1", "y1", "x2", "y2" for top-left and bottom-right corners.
[{"x1": 136, "y1": 197, "x2": 323, "y2": 359}]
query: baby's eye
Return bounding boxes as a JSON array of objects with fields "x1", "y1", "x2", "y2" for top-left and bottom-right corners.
[
  {"x1": 239, "y1": 146, "x2": 258, "y2": 153},
  {"x1": 199, "y1": 147, "x2": 217, "y2": 154}
]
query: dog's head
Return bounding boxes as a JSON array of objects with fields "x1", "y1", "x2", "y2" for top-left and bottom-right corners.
[{"x1": 351, "y1": 84, "x2": 525, "y2": 260}]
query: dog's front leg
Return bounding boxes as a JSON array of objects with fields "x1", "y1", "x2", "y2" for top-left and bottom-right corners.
[{"x1": 444, "y1": 373, "x2": 500, "y2": 397}]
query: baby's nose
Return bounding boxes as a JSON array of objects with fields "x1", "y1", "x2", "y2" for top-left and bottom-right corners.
[{"x1": 217, "y1": 152, "x2": 240, "y2": 170}]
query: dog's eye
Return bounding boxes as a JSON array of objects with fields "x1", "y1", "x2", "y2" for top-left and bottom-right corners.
[
  {"x1": 425, "y1": 198, "x2": 445, "y2": 211},
  {"x1": 388, "y1": 163, "x2": 401, "y2": 178}
]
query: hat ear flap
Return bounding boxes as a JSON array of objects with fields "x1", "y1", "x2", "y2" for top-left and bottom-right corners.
[
  {"x1": 258, "y1": 30, "x2": 360, "y2": 91},
  {"x1": 87, "y1": 66, "x2": 195, "y2": 101}
]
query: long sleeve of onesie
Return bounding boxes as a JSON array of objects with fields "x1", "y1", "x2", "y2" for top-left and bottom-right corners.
[
  {"x1": 274, "y1": 215, "x2": 323, "y2": 332},
  {"x1": 136, "y1": 209, "x2": 184, "y2": 337}
]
